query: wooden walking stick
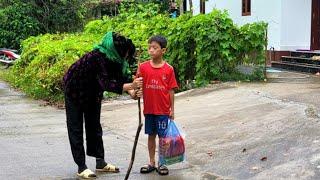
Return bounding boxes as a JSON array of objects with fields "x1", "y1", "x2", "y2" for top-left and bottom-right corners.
[
  {"x1": 125, "y1": 47, "x2": 143, "y2": 180},
  {"x1": 124, "y1": 96, "x2": 142, "y2": 180}
]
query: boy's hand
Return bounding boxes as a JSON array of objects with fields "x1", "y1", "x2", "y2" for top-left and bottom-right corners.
[
  {"x1": 169, "y1": 110, "x2": 174, "y2": 120},
  {"x1": 132, "y1": 77, "x2": 143, "y2": 89}
]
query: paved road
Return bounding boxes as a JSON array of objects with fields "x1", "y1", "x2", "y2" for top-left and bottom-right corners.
[{"x1": 0, "y1": 70, "x2": 320, "y2": 180}]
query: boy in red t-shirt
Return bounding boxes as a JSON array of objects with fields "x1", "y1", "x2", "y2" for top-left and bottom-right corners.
[{"x1": 138, "y1": 35, "x2": 178, "y2": 176}]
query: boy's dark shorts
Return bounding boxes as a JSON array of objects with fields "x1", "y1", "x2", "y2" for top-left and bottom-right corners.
[{"x1": 144, "y1": 114, "x2": 169, "y2": 137}]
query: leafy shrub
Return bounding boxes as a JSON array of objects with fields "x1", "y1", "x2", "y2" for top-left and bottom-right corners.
[
  {"x1": 3, "y1": 3, "x2": 267, "y2": 103},
  {"x1": 0, "y1": 1, "x2": 40, "y2": 49},
  {"x1": 0, "y1": 0, "x2": 88, "y2": 50}
]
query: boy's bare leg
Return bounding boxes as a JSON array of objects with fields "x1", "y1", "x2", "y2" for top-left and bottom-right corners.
[{"x1": 148, "y1": 134, "x2": 157, "y2": 166}]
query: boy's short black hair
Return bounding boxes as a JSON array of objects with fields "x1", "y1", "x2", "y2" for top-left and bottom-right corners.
[{"x1": 148, "y1": 35, "x2": 167, "y2": 49}]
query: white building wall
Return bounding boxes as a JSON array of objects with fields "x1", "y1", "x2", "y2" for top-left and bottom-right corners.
[
  {"x1": 189, "y1": 0, "x2": 312, "y2": 51},
  {"x1": 280, "y1": 0, "x2": 312, "y2": 50},
  {"x1": 190, "y1": 0, "x2": 201, "y2": 15}
]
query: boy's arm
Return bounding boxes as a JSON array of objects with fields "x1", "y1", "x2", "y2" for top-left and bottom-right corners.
[
  {"x1": 168, "y1": 67, "x2": 178, "y2": 120},
  {"x1": 169, "y1": 89, "x2": 175, "y2": 120}
]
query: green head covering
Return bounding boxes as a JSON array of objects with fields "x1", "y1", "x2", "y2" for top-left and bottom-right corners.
[{"x1": 94, "y1": 31, "x2": 131, "y2": 78}]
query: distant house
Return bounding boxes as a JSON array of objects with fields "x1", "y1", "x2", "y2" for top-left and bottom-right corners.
[{"x1": 186, "y1": 0, "x2": 320, "y2": 62}]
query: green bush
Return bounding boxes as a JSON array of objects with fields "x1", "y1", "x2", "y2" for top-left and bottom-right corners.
[
  {"x1": 0, "y1": 2, "x2": 40, "y2": 49},
  {"x1": 4, "y1": 3, "x2": 267, "y2": 103},
  {"x1": 5, "y1": 33, "x2": 100, "y2": 102},
  {"x1": 0, "y1": 0, "x2": 88, "y2": 50}
]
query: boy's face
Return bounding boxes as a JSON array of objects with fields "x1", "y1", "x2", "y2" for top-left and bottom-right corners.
[{"x1": 148, "y1": 41, "x2": 166, "y2": 60}]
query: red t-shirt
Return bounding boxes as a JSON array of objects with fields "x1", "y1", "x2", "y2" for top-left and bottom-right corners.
[{"x1": 138, "y1": 60, "x2": 178, "y2": 115}]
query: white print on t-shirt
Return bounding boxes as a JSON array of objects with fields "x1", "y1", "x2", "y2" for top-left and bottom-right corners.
[
  {"x1": 146, "y1": 79, "x2": 165, "y2": 90},
  {"x1": 162, "y1": 74, "x2": 167, "y2": 80}
]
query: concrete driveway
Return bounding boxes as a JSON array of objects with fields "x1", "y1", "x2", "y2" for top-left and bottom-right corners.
[{"x1": 0, "y1": 70, "x2": 319, "y2": 180}]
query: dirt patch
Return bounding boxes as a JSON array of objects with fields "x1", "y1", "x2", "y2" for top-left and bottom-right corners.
[{"x1": 305, "y1": 106, "x2": 320, "y2": 119}]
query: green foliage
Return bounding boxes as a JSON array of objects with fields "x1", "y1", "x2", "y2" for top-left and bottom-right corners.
[
  {"x1": 0, "y1": 1, "x2": 40, "y2": 49},
  {"x1": 125, "y1": 0, "x2": 171, "y2": 14},
  {"x1": 0, "y1": 0, "x2": 171, "y2": 50},
  {"x1": 33, "y1": 0, "x2": 87, "y2": 33},
  {"x1": 4, "y1": 3, "x2": 267, "y2": 103},
  {"x1": 5, "y1": 33, "x2": 100, "y2": 102},
  {"x1": 0, "y1": 0, "x2": 88, "y2": 50}
]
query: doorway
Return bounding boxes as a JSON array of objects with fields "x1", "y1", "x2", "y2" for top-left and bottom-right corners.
[{"x1": 311, "y1": 0, "x2": 320, "y2": 50}]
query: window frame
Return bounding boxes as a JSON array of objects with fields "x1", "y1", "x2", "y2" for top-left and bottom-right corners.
[{"x1": 242, "y1": 0, "x2": 251, "y2": 16}]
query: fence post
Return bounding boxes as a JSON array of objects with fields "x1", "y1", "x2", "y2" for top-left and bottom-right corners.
[{"x1": 264, "y1": 26, "x2": 268, "y2": 80}]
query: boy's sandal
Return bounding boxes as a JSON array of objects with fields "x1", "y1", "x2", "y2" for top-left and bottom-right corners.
[
  {"x1": 96, "y1": 163, "x2": 120, "y2": 173},
  {"x1": 140, "y1": 164, "x2": 156, "y2": 174},
  {"x1": 77, "y1": 169, "x2": 97, "y2": 179},
  {"x1": 156, "y1": 165, "x2": 169, "y2": 176}
]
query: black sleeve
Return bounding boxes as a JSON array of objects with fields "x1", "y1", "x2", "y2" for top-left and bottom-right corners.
[{"x1": 96, "y1": 58, "x2": 128, "y2": 94}]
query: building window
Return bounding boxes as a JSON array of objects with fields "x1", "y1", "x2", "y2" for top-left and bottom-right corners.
[
  {"x1": 242, "y1": 0, "x2": 251, "y2": 16},
  {"x1": 200, "y1": 0, "x2": 205, "y2": 14}
]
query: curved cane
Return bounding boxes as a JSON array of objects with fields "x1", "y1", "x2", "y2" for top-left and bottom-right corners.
[{"x1": 125, "y1": 47, "x2": 143, "y2": 180}]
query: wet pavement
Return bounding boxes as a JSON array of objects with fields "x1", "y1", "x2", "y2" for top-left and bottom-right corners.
[
  {"x1": 0, "y1": 82, "x2": 203, "y2": 180},
  {"x1": 0, "y1": 69, "x2": 320, "y2": 179}
]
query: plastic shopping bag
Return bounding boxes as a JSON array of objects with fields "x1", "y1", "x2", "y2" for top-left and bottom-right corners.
[{"x1": 158, "y1": 119, "x2": 185, "y2": 165}]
